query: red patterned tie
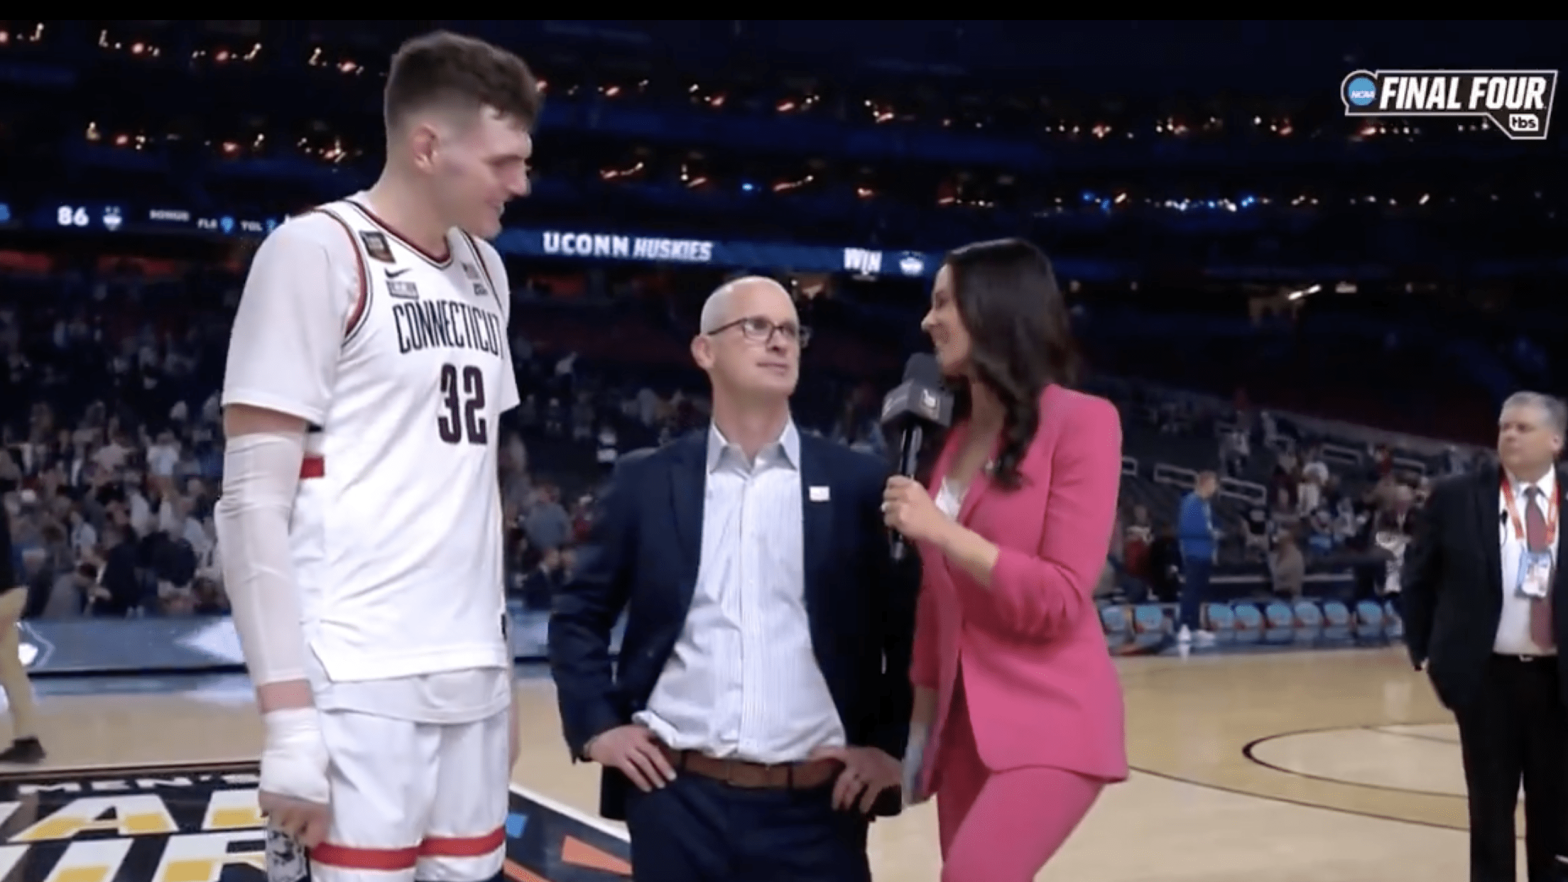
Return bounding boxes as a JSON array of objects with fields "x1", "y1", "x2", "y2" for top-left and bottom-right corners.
[{"x1": 1525, "y1": 486, "x2": 1556, "y2": 650}]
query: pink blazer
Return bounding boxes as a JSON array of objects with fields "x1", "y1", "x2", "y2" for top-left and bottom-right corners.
[{"x1": 911, "y1": 385, "x2": 1128, "y2": 792}]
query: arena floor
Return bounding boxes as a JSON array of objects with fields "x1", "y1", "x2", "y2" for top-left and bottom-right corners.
[{"x1": 0, "y1": 647, "x2": 1515, "y2": 881}]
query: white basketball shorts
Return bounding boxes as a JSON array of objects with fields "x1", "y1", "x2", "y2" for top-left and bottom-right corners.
[{"x1": 266, "y1": 706, "x2": 511, "y2": 882}]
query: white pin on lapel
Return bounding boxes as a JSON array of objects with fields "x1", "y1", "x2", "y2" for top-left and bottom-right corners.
[{"x1": 809, "y1": 486, "x2": 830, "y2": 502}]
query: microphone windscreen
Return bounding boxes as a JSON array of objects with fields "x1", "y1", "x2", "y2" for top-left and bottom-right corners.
[
  {"x1": 881, "y1": 353, "x2": 954, "y2": 429},
  {"x1": 903, "y1": 352, "x2": 943, "y2": 387}
]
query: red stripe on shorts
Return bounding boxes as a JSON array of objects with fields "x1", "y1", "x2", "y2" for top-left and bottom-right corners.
[
  {"x1": 310, "y1": 826, "x2": 504, "y2": 870},
  {"x1": 310, "y1": 842, "x2": 419, "y2": 871}
]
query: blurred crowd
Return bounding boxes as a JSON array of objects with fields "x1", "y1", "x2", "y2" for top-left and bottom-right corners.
[
  {"x1": 0, "y1": 259, "x2": 1496, "y2": 622},
  {"x1": 1107, "y1": 394, "x2": 1479, "y2": 608},
  {"x1": 0, "y1": 266, "x2": 899, "y2": 620}
]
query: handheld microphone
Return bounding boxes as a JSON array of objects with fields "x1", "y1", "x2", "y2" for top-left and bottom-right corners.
[{"x1": 881, "y1": 353, "x2": 954, "y2": 562}]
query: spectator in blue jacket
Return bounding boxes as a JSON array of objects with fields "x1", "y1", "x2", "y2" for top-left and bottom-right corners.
[{"x1": 1177, "y1": 471, "x2": 1219, "y2": 644}]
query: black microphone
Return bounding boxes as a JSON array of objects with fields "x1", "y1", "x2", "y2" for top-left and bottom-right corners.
[{"x1": 881, "y1": 353, "x2": 954, "y2": 562}]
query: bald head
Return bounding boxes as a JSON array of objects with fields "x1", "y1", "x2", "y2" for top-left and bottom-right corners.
[
  {"x1": 700, "y1": 276, "x2": 792, "y2": 334},
  {"x1": 691, "y1": 275, "x2": 801, "y2": 403}
]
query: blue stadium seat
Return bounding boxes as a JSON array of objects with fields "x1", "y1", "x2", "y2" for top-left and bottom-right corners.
[
  {"x1": 1263, "y1": 601, "x2": 1295, "y2": 644},
  {"x1": 1231, "y1": 603, "x2": 1264, "y2": 643},
  {"x1": 1292, "y1": 600, "x2": 1324, "y2": 644},
  {"x1": 1203, "y1": 602, "x2": 1236, "y2": 643},
  {"x1": 1355, "y1": 600, "x2": 1386, "y2": 643},
  {"x1": 1320, "y1": 600, "x2": 1353, "y2": 643},
  {"x1": 1099, "y1": 603, "x2": 1130, "y2": 646},
  {"x1": 1131, "y1": 604, "x2": 1168, "y2": 649}
]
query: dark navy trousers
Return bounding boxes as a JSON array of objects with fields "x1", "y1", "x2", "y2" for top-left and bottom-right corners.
[{"x1": 624, "y1": 772, "x2": 871, "y2": 882}]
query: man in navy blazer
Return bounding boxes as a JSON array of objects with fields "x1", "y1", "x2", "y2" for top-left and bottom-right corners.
[{"x1": 548, "y1": 276, "x2": 917, "y2": 882}]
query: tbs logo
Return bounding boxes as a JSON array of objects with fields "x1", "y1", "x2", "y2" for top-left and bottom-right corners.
[{"x1": 1511, "y1": 113, "x2": 1541, "y2": 132}]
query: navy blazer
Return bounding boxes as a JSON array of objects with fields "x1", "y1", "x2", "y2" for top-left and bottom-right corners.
[
  {"x1": 1403, "y1": 463, "x2": 1568, "y2": 710},
  {"x1": 547, "y1": 428, "x2": 919, "y2": 821}
]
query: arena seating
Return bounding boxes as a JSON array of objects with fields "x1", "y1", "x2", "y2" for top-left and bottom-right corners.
[{"x1": 1100, "y1": 597, "x2": 1404, "y2": 653}]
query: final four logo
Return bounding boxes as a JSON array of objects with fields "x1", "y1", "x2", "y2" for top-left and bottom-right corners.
[{"x1": 1341, "y1": 69, "x2": 1557, "y2": 141}]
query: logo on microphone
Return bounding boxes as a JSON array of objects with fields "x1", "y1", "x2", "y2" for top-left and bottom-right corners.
[{"x1": 882, "y1": 382, "x2": 954, "y2": 428}]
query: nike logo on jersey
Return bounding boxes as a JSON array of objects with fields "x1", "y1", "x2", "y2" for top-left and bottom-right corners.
[{"x1": 385, "y1": 268, "x2": 411, "y2": 279}]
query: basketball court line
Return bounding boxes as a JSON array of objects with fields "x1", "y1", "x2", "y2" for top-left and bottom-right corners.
[
  {"x1": 1363, "y1": 724, "x2": 1460, "y2": 744},
  {"x1": 1241, "y1": 725, "x2": 1467, "y2": 798},
  {"x1": 1129, "y1": 764, "x2": 1470, "y2": 833}
]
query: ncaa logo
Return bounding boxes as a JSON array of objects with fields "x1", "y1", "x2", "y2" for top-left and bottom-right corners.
[{"x1": 1345, "y1": 75, "x2": 1378, "y2": 106}]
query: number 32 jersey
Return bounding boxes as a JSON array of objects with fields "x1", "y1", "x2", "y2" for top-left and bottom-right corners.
[{"x1": 221, "y1": 195, "x2": 520, "y2": 686}]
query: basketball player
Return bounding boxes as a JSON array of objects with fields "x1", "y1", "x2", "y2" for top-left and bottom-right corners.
[{"x1": 214, "y1": 31, "x2": 538, "y2": 882}]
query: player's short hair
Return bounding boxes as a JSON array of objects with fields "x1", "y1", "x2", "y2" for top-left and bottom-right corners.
[{"x1": 384, "y1": 30, "x2": 542, "y2": 131}]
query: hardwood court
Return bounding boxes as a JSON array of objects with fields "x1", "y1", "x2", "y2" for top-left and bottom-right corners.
[{"x1": 0, "y1": 647, "x2": 1528, "y2": 881}]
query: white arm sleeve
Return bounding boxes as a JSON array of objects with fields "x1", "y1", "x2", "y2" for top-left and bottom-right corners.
[
  {"x1": 222, "y1": 212, "x2": 360, "y2": 423},
  {"x1": 216, "y1": 213, "x2": 357, "y2": 687},
  {"x1": 471, "y1": 237, "x2": 522, "y2": 413},
  {"x1": 214, "y1": 431, "x2": 310, "y2": 686}
]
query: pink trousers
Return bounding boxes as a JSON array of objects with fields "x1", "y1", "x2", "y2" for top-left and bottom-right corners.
[{"x1": 933, "y1": 677, "x2": 1103, "y2": 882}]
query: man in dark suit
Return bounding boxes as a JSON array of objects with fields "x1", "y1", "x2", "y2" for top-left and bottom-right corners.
[
  {"x1": 549, "y1": 276, "x2": 917, "y2": 882},
  {"x1": 1404, "y1": 390, "x2": 1568, "y2": 882}
]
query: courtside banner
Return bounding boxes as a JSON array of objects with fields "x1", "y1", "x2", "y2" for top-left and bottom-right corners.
[
  {"x1": 1341, "y1": 69, "x2": 1557, "y2": 141},
  {"x1": 8, "y1": 606, "x2": 625, "y2": 676}
]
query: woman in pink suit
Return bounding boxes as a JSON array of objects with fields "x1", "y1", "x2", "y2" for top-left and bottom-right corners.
[{"x1": 881, "y1": 238, "x2": 1127, "y2": 881}]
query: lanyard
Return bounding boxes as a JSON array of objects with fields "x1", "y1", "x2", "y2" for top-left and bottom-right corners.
[{"x1": 1501, "y1": 476, "x2": 1558, "y2": 543}]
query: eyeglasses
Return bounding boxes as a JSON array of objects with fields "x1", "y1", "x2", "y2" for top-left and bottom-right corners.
[{"x1": 708, "y1": 316, "x2": 811, "y2": 348}]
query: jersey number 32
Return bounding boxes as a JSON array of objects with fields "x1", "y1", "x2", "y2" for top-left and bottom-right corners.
[{"x1": 438, "y1": 362, "x2": 488, "y2": 445}]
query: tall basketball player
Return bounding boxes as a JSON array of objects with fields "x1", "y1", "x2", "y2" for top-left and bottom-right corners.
[{"x1": 214, "y1": 31, "x2": 538, "y2": 882}]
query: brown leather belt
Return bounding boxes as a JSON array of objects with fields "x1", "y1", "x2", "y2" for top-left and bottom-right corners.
[{"x1": 657, "y1": 745, "x2": 840, "y2": 790}]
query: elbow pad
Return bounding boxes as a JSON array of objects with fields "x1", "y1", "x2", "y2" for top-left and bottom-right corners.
[{"x1": 213, "y1": 432, "x2": 311, "y2": 687}]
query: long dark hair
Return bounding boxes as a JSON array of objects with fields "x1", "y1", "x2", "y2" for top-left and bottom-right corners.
[{"x1": 941, "y1": 237, "x2": 1080, "y2": 490}]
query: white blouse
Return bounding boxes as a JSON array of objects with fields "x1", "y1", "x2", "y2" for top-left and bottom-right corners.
[{"x1": 936, "y1": 478, "x2": 965, "y2": 520}]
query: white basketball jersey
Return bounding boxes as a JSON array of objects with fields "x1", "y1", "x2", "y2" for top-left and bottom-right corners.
[{"x1": 291, "y1": 199, "x2": 512, "y2": 683}]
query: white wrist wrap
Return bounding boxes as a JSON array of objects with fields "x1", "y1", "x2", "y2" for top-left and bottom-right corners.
[
  {"x1": 213, "y1": 432, "x2": 310, "y2": 686},
  {"x1": 260, "y1": 708, "x2": 330, "y2": 804},
  {"x1": 902, "y1": 722, "x2": 929, "y2": 800}
]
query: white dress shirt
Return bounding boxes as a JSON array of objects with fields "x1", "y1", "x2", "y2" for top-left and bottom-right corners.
[
  {"x1": 635, "y1": 421, "x2": 846, "y2": 763},
  {"x1": 1494, "y1": 467, "x2": 1558, "y2": 656}
]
